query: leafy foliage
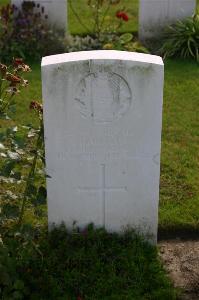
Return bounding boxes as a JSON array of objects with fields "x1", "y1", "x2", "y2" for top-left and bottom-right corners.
[
  {"x1": 65, "y1": 32, "x2": 149, "y2": 54},
  {"x1": 160, "y1": 12, "x2": 199, "y2": 62},
  {"x1": 103, "y1": 32, "x2": 149, "y2": 53},
  {"x1": 0, "y1": 59, "x2": 46, "y2": 231},
  {"x1": 0, "y1": 2, "x2": 64, "y2": 63},
  {"x1": 0, "y1": 224, "x2": 177, "y2": 300}
]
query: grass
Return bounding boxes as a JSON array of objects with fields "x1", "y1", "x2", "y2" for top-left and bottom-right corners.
[
  {"x1": 1, "y1": 224, "x2": 177, "y2": 299},
  {"x1": 0, "y1": 0, "x2": 9, "y2": 6},
  {"x1": 159, "y1": 59, "x2": 199, "y2": 234}
]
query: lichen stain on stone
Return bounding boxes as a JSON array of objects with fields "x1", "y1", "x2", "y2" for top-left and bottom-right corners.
[
  {"x1": 51, "y1": 65, "x2": 64, "y2": 78},
  {"x1": 130, "y1": 64, "x2": 153, "y2": 76}
]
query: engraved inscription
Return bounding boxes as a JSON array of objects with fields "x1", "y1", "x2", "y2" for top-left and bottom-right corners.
[
  {"x1": 77, "y1": 164, "x2": 127, "y2": 226},
  {"x1": 75, "y1": 71, "x2": 132, "y2": 122}
]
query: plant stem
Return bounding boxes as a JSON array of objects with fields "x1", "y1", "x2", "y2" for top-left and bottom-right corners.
[
  {"x1": 99, "y1": 0, "x2": 111, "y2": 34},
  {"x1": 95, "y1": 0, "x2": 100, "y2": 39},
  {"x1": 18, "y1": 123, "x2": 43, "y2": 226},
  {"x1": 68, "y1": 0, "x2": 91, "y2": 34}
]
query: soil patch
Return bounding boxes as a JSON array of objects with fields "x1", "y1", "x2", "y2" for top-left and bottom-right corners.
[{"x1": 159, "y1": 240, "x2": 199, "y2": 300}]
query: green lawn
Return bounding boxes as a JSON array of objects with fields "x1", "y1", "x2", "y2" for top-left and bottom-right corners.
[
  {"x1": 160, "y1": 59, "x2": 199, "y2": 234},
  {"x1": 0, "y1": 0, "x2": 9, "y2": 6}
]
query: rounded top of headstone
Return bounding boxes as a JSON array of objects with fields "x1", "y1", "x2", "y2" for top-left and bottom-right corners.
[{"x1": 42, "y1": 50, "x2": 164, "y2": 67}]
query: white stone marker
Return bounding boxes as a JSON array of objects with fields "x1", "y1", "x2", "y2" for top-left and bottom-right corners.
[
  {"x1": 11, "y1": 0, "x2": 67, "y2": 32},
  {"x1": 42, "y1": 50, "x2": 164, "y2": 243},
  {"x1": 139, "y1": 0, "x2": 196, "y2": 40}
]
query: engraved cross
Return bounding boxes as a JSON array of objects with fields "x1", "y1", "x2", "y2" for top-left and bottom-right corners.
[{"x1": 78, "y1": 164, "x2": 127, "y2": 226}]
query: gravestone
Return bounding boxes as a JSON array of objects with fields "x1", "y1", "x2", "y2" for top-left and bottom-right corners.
[
  {"x1": 42, "y1": 50, "x2": 164, "y2": 243},
  {"x1": 139, "y1": 0, "x2": 196, "y2": 40},
  {"x1": 11, "y1": 0, "x2": 67, "y2": 32}
]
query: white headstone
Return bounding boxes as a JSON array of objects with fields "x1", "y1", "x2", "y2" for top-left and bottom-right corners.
[
  {"x1": 139, "y1": 0, "x2": 196, "y2": 40},
  {"x1": 42, "y1": 50, "x2": 164, "y2": 243},
  {"x1": 11, "y1": 0, "x2": 67, "y2": 32}
]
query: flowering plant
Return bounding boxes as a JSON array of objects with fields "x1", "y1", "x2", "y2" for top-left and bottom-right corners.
[
  {"x1": 0, "y1": 58, "x2": 31, "y2": 118},
  {"x1": 0, "y1": 59, "x2": 46, "y2": 228},
  {"x1": 0, "y1": 2, "x2": 64, "y2": 62},
  {"x1": 69, "y1": 0, "x2": 129, "y2": 40},
  {"x1": 116, "y1": 11, "x2": 129, "y2": 22}
]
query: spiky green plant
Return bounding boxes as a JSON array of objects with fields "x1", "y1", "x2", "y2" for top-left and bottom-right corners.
[{"x1": 160, "y1": 12, "x2": 199, "y2": 62}]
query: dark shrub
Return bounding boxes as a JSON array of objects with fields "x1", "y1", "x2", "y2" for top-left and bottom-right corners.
[{"x1": 0, "y1": 2, "x2": 65, "y2": 63}]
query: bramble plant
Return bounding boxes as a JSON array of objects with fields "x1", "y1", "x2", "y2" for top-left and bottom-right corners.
[
  {"x1": 0, "y1": 58, "x2": 46, "y2": 229},
  {"x1": 0, "y1": 58, "x2": 46, "y2": 299},
  {"x1": 0, "y1": 59, "x2": 30, "y2": 118}
]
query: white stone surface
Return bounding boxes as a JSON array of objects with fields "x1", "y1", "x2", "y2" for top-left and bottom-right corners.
[
  {"x1": 42, "y1": 50, "x2": 164, "y2": 243},
  {"x1": 139, "y1": 0, "x2": 196, "y2": 40},
  {"x1": 11, "y1": 0, "x2": 67, "y2": 32}
]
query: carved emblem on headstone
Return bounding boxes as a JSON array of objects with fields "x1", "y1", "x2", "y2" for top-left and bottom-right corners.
[{"x1": 75, "y1": 71, "x2": 132, "y2": 122}]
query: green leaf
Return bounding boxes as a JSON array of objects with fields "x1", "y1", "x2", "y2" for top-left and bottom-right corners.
[
  {"x1": 0, "y1": 265, "x2": 12, "y2": 286},
  {"x1": 0, "y1": 143, "x2": 5, "y2": 150},
  {"x1": 34, "y1": 207, "x2": 44, "y2": 217},
  {"x1": 7, "y1": 151, "x2": 21, "y2": 161},
  {"x1": 0, "y1": 132, "x2": 6, "y2": 142},
  {"x1": 12, "y1": 171, "x2": 22, "y2": 180},
  {"x1": 5, "y1": 190, "x2": 18, "y2": 200},
  {"x1": 12, "y1": 126, "x2": 18, "y2": 132},
  {"x1": 35, "y1": 186, "x2": 47, "y2": 205},
  {"x1": 13, "y1": 291, "x2": 23, "y2": 300},
  {"x1": 13, "y1": 280, "x2": 25, "y2": 291},
  {"x1": 9, "y1": 104, "x2": 16, "y2": 114},
  {"x1": 0, "y1": 112, "x2": 10, "y2": 120},
  {"x1": 119, "y1": 33, "x2": 133, "y2": 44},
  {"x1": 14, "y1": 136, "x2": 26, "y2": 148},
  {"x1": 2, "y1": 203, "x2": 20, "y2": 218},
  {"x1": 0, "y1": 160, "x2": 16, "y2": 177},
  {"x1": 27, "y1": 184, "x2": 37, "y2": 197}
]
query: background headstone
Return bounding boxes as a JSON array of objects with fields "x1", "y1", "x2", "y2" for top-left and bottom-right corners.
[
  {"x1": 11, "y1": 0, "x2": 67, "y2": 32},
  {"x1": 42, "y1": 51, "x2": 164, "y2": 243},
  {"x1": 139, "y1": 0, "x2": 196, "y2": 41}
]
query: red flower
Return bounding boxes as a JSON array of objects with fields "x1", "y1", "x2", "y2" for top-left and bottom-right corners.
[
  {"x1": 116, "y1": 11, "x2": 129, "y2": 22},
  {"x1": 122, "y1": 13, "x2": 129, "y2": 21},
  {"x1": 13, "y1": 58, "x2": 24, "y2": 67}
]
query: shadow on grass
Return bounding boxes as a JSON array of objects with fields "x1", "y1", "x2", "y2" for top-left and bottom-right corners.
[
  {"x1": 1, "y1": 223, "x2": 178, "y2": 299},
  {"x1": 158, "y1": 225, "x2": 199, "y2": 241}
]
